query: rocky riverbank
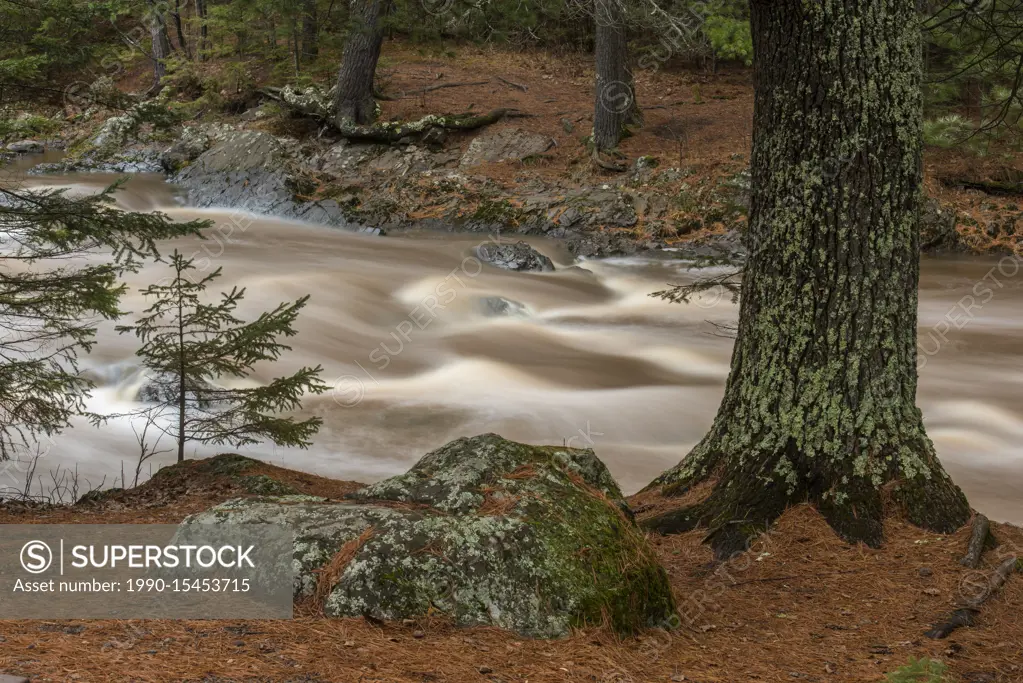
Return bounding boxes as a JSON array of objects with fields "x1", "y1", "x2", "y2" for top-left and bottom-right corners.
[
  {"x1": 18, "y1": 108, "x2": 745, "y2": 261},
  {"x1": 9, "y1": 93, "x2": 974, "y2": 265}
]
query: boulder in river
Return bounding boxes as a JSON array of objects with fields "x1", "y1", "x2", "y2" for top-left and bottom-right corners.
[
  {"x1": 7, "y1": 140, "x2": 44, "y2": 154},
  {"x1": 183, "y1": 433, "x2": 675, "y2": 637},
  {"x1": 478, "y1": 296, "x2": 529, "y2": 317},
  {"x1": 476, "y1": 240, "x2": 555, "y2": 272}
]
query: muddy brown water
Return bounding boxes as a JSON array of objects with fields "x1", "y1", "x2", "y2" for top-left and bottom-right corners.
[{"x1": 4, "y1": 169, "x2": 1022, "y2": 525}]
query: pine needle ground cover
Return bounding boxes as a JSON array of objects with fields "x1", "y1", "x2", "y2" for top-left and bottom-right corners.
[{"x1": 1, "y1": 464, "x2": 1020, "y2": 683}]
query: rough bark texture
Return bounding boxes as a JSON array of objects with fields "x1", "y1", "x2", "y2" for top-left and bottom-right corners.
[
  {"x1": 333, "y1": 0, "x2": 388, "y2": 126},
  {"x1": 592, "y1": 0, "x2": 637, "y2": 152},
  {"x1": 172, "y1": 0, "x2": 189, "y2": 58},
  {"x1": 302, "y1": 0, "x2": 319, "y2": 62},
  {"x1": 148, "y1": 0, "x2": 172, "y2": 90},
  {"x1": 196, "y1": 0, "x2": 209, "y2": 60},
  {"x1": 644, "y1": 0, "x2": 970, "y2": 557}
]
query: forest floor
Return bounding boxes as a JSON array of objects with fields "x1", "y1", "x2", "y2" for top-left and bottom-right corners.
[{"x1": 0, "y1": 456, "x2": 1021, "y2": 683}]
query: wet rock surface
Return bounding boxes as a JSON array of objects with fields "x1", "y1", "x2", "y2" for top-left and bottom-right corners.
[
  {"x1": 920, "y1": 196, "x2": 966, "y2": 252},
  {"x1": 168, "y1": 131, "x2": 380, "y2": 234},
  {"x1": 459, "y1": 128, "x2": 554, "y2": 167},
  {"x1": 183, "y1": 434, "x2": 675, "y2": 637},
  {"x1": 20, "y1": 116, "x2": 981, "y2": 260},
  {"x1": 475, "y1": 240, "x2": 555, "y2": 272},
  {"x1": 6, "y1": 140, "x2": 44, "y2": 154},
  {"x1": 478, "y1": 296, "x2": 530, "y2": 317}
]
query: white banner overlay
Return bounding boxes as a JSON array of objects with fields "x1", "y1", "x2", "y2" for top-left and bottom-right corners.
[{"x1": 0, "y1": 524, "x2": 294, "y2": 618}]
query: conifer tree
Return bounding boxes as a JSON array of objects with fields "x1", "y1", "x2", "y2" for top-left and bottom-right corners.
[
  {"x1": 115, "y1": 252, "x2": 326, "y2": 462},
  {"x1": 0, "y1": 184, "x2": 208, "y2": 460}
]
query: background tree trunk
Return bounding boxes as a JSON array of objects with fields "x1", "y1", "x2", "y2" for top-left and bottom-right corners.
[
  {"x1": 148, "y1": 0, "x2": 171, "y2": 90},
  {"x1": 196, "y1": 0, "x2": 209, "y2": 61},
  {"x1": 592, "y1": 0, "x2": 638, "y2": 152},
  {"x1": 645, "y1": 0, "x2": 970, "y2": 557},
  {"x1": 333, "y1": 0, "x2": 388, "y2": 125},
  {"x1": 172, "y1": 0, "x2": 189, "y2": 58},
  {"x1": 302, "y1": 0, "x2": 319, "y2": 63}
]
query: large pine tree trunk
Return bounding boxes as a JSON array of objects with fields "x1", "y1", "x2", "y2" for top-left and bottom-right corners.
[
  {"x1": 592, "y1": 0, "x2": 639, "y2": 152},
  {"x1": 302, "y1": 0, "x2": 319, "y2": 63},
  {"x1": 333, "y1": 0, "x2": 387, "y2": 126},
  {"x1": 645, "y1": 0, "x2": 969, "y2": 557}
]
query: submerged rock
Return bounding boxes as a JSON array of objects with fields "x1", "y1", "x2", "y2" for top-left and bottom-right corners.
[
  {"x1": 476, "y1": 241, "x2": 554, "y2": 272},
  {"x1": 183, "y1": 433, "x2": 675, "y2": 637},
  {"x1": 478, "y1": 296, "x2": 529, "y2": 317}
]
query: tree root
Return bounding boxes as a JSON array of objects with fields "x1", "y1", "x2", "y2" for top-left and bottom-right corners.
[
  {"x1": 641, "y1": 475, "x2": 801, "y2": 560},
  {"x1": 959, "y1": 513, "x2": 995, "y2": 568},
  {"x1": 496, "y1": 75, "x2": 528, "y2": 92},
  {"x1": 925, "y1": 556, "x2": 1019, "y2": 639},
  {"x1": 260, "y1": 84, "x2": 519, "y2": 143},
  {"x1": 642, "y1": 448, "x2": 970, "y2": 560},
  {"x1": 591, "y1": 147, "x2": 627, "y2": 172}
]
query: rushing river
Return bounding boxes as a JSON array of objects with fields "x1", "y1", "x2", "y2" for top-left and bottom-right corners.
[{"x1": 4, "y1": 167, "x2": 1022, "y2": 525}]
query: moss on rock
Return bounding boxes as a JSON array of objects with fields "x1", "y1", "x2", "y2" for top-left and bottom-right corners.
[{"x1": 183, "y1": 434, "x2": 675, "y2": 637}]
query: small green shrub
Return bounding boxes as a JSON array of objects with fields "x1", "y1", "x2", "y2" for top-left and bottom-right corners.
[
  {"x1": 885, "y1": 657, "x2": 949, "y2": 683},
  {"x1": 0, "y1": 114, "x2": 60, "y2": 141},
  {"x1": 923, "y1": 114, "x2": 976, "y2": 149}
]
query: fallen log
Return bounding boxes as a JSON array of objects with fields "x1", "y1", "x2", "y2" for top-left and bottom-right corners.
[
  {"x1": 925, "y1": 555, "x2": 1019, "y2": 639},
  {"x1": 259, "y1": 85, "x2": 519, "y2": 143},
  {"x1": 939, "y1": 176, "x2": 1023, "y2": 195},
  {"x1": 959, "y1": 513, "x2": 993, "y2": 569}
]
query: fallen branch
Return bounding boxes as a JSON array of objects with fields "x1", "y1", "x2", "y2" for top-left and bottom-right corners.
[
  {"x1": 496, "y1": 75, "x2": 528, "y2": 92},
  {"x1": 925, "y1": 555, "x2": 1019, "y2": 639},
  {"x1": 959, "y1": 513, "x2": 993, "y2": 569},
  {"x1": 728, "y1": 569, "x2": 860, "y2": 587},
  {"x1": 375, "y1": 81, "x2": 490, "y2": 100},
  {"x1": 642, "y1": 100, "x2": 688, "y2": 110},
  {"x1": 402, "y1": 80, "x2": 489, "y2": 97}
]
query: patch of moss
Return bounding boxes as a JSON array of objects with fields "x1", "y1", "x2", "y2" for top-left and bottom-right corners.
[
  {"x1": 471, "y1": 199, "x2": 519, "y2": 225},
  {"x1": 75, "y1": 488, "x2": 125, "y2": 506},
  {"x1": 885, "y1": 657, "x2": 950, "y2": 683},
  {"x1": 241, "y1": 474, "x2": 298, "y2": 496}
]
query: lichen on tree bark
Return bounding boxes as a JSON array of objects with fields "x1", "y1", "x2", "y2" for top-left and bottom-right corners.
[{"x1": 643, "y1": 0, "x2": 970, "y2": 557}]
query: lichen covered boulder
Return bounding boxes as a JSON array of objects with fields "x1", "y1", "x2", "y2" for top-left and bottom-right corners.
[{"x1": 183, "y1": 434, "x2": 675, "y2": 637}]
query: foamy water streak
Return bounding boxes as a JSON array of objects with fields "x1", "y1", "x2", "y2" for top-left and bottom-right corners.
[{"x1": 3, "y1": 172, "x2": 1021, "y2": 524}]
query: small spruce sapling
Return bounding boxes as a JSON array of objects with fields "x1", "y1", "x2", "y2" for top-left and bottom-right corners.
[
  {"x1": 115, "y1": 251, "x2": 326, "y2": 462},
  {"x1": 0, "y1": 182, "x2": 207, "y2": 459}
]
